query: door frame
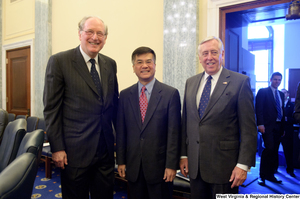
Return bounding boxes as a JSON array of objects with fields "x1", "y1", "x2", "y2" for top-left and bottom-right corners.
[
  {"x1": 2, "y1": 39, "x2": 35, "y2": 115},
  {"x1": 219, "y1": 0, "x2": 291, "y2": 48}
]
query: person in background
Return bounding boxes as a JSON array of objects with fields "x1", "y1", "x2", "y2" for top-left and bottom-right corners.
[
  {"x1": 294, "y1": 82, "x2": 300, "y2": 124},
  {"x1": 180, "y1": 36, "x2": 257, "y2": 199},
  {"x1": 256, "y1": 72, "x2": 285, "y2": 186},
  {"x1": 116, "y1": 47, "x2": 181, "y2": 199},
  {"x1": 43, "y1": 16, "x2": 118, "y2": 199},
  {"x1": 280, "y1": 89, "x2": 296, "y2": 177}
]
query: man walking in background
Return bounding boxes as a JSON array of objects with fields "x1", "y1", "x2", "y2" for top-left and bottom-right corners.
[{"x1": 256, "y1": 72, "x2": 285, "y2": 185}]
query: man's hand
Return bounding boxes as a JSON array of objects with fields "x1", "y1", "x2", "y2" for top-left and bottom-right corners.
[
  {"x1": 118, "y1": 165, "x2": 126, "y2": 178},
  {"x1": 163, "y1": 168, "x2": 176, "y2": 182},
  {"x1": 229, "y1": 166, "x2": 247, "y2": 188},
  {"x1": 258, "y1": 125, "x2": 265, "y2": 134},
  {"x1": 179, "y1": 158, "x2": 189, "y2": 177},
  {"x1": 52, "y1": 150, "x2": 68, "y2": 169}
]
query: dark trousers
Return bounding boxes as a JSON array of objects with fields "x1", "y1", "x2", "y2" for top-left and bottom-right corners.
[
  {"x1": 128, "y1": 166, "x2": 173, "y2": 199},
  {"x1": 190, "y1": 170, "x2": 238, "y2": 199},
  {"x1": 260, "y1": 122, "x2": 281, "y2": 179},
  {"x1": 60, "y1": 152, "x2": 115, "y2": 199}
]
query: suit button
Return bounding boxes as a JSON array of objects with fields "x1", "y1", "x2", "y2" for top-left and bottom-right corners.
[
  {"x1": 197, "y1": 141, "x2": 199, "y2": 144},
  {"x1": 98, "y1": 98, "x2": 101, "y2": 101},
  {"x1": 141, "y1": 138, "x2": 144, "y2": 141}
]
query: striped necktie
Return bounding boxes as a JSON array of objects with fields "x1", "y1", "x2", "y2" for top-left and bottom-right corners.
[{"x1": 275, "y1": 90, "x2": 282, "y2": 120}]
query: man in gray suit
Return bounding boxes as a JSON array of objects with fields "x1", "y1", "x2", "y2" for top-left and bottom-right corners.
[
  {"x1": 116, "y1": 47, "x2": 181, "y2": 199},
  {"x1": 43, "y1": 16, "x2": 118, "y2": 199},
  {"x1": 180, "y1": 36, "x2": 257, "y2": 198}
]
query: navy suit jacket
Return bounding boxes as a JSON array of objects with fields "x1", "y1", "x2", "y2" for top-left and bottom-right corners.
[
  {"x1": 181, "y1": 67, "x2": 257, "y2": 184},
  {"x1": 116, "y1": 80, "x2": 181, "y2": 184},
  {"x1": 43, "y1": 46, "x2": 119, "y2": 168},
  {"x1": 255, "y1": 86, "x2": 285, "y2": 134}
]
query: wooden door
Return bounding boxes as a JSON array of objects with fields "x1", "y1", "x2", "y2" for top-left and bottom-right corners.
[{"x1": 6, "y1": 46, "x2": 31, "y2": 116}]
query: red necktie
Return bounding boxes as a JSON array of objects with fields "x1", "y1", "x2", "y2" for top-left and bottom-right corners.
[{"x1": 139, "y1": 86, "x2": 148, "y2": 123}]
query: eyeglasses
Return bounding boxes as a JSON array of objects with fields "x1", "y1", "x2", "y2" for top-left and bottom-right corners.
[{"x1": 83, "y1": 30, "x2": 106, "y2": 38}]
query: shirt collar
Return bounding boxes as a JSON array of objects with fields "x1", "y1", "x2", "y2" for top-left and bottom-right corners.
[
  {"x1": 79, "y1": 45, "x2": 99, "y2": 65},
  {"x1": 138, "y1": 78, "x2": 156, "y2": 94},
  {"x1": 203, "y1": 66, "x2": 223, "y2": 81}
]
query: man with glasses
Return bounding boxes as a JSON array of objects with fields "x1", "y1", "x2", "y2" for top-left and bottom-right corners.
[{"x1": 43, "y1": 16, "x2": 118, "y2": 199}]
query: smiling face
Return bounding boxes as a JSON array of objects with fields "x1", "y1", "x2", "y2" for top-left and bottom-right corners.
[
  {"x1": 198, "y1": 39, "x2": 224, "y2": 75},
  {"x1": 270, "y1": 75, "x2": 282, "y2": 89},
  {"x1": 78, "y1": 17, "x2": 107, "y2": 58},
  {"x1": 133, "y1": 53, "x2": 156, "y2": 85}
]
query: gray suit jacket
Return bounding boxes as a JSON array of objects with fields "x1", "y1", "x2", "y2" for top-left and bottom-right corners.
[
  {"x1": 116, "y1": 80, "x2": 181, "y2": 184},
  {"x1": 181, "y1": 67, "x2": 257, "y2": 184},
  {"x1": 43, "y1": 46, "x2": 118, "y2": 168}
]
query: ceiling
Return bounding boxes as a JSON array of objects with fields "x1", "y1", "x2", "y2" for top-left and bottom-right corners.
[{"x1": 232, "y1": 2, "x2": 300, "y2": 25}]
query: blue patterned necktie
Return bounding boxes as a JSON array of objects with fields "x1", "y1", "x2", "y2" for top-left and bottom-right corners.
[
  {"x1": 199, "y1": 76, "x2": 212, "y2": 118},
  {"x1": 90, "y1": 59, "x2": 103, "y2": 96},
  {"x1": 275, "y1": 90, "x2": 282, "y2": 120}
]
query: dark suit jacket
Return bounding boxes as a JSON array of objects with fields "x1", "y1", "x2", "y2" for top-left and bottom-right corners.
[
  {"x1": 116, "y1": 80, "x2": 181, "y2": 184},
  {"x1": 181, "y1": 67, "x2": 257, "y2": 184},
  {"x1": 294, "y1": 82, "x2": 300, "y2": 124},
  {"x1": 255, "y1": 86, "x2": 285, "y2": 134},
  {"x1": 43, "y1": 46, "x2": 119, "y2": 168},
  {"x1": 284, "y1": 100, "x2": 295, "y2": 138}
]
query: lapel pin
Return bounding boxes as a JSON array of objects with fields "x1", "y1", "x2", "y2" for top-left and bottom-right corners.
[{"x1": 223, "y1": 82, "x2": 228, "y2": 85}]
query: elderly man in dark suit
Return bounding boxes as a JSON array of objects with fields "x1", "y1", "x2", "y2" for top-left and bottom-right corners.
[
  {"x1": 116, "y1": 47, "x2": 181, "y2": 199},
  {"x1": 180, "y1": 36, "x2": 257, "y2": 199},
  {"x1": 43, "y1": 16, "x2": 118, "y2": 199},
  {"x1": 256, "y1": 72, "x2": 285, "y2": 186},
  {"x1": 295, "y1": 82, "x2": 300, "y2": 124}
]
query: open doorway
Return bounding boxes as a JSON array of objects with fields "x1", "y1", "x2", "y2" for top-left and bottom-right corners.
[{"x1": 219, "y1": 0, "x2": 300, "y2": 99}]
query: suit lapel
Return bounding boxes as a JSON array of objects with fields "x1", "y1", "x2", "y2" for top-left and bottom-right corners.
[
  {"x1": 201, "y1": 68, "x2": 230, "y2": 120},
  {"x1": 192, "y1": 73, "x2": 204, "y2": 121},
  {"x1": 72, "y1": 46, "x2": 99, "y2": 95},
  {"x1": 141, "y1": 80, "x2": 162, "y2": 132},
  {"x1": 72, "y1": 46, "x2": 101, "y2": 97},
  {"x1": 268, "y1": 87, "x2": 276, "y2": 109},
  {"x1": 129, "y1": 84, "x2": 142, "y2": 130},
  {"x1": 98, "y1": 55, "x2": 108, "y2": 101}
]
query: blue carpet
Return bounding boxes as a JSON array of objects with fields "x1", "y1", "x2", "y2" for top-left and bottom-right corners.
[
  {"x1": 239, "y1": 155, "x2": 300, "y2": 194},
  {"x1": 31, "y1": 163, "x2": 128, "y2": 199}
]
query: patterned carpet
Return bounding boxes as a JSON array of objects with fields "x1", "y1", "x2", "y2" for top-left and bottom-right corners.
[
  {"x1": 31, "y1": 163, "x2": 128, "y2": 199},
  {"x1": 31, "y1": 152, "x2": 300, "y2": 198}
]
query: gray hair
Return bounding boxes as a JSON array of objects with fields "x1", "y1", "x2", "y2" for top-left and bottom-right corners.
[
  {"x1": 78, "y1": 16, "x2": 108, "y2": 35},
  {"x1": 198, "y1": 36, "x2": 224, "y2": 55}
]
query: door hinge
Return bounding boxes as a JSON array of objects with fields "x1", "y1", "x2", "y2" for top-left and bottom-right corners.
[{"x1": 6, "y1": 58, "x2": 8, "y2": 64}]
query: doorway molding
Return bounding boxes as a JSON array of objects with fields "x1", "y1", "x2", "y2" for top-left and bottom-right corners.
[
  {"x1": 2, "y1": 39, "x2": 35, "y2": 115},
  {"x1": 206, "y1": 0, "x2": 291, "y2": 47}
]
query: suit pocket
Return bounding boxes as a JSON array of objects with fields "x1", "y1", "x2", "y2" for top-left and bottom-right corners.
[{"x1": 219, "y1": 140, "x2": 239, "y2": 150}]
